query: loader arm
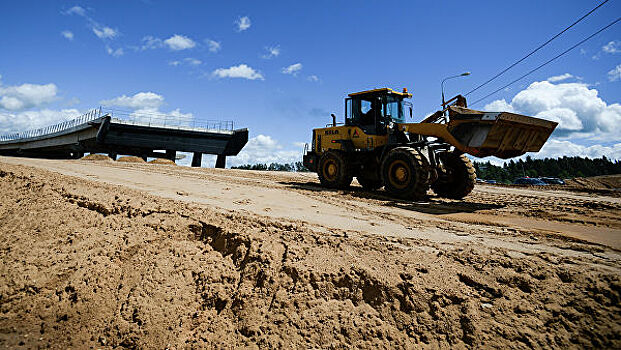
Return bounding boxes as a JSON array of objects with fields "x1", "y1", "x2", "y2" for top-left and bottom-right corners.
[{"x1": 399, "y1": 106, "x2": 558, "y2": 159}]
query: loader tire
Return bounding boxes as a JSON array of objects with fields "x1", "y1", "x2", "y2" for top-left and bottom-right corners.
[
  {"x1": 381, "y1": 147, "x2": 429, "y2": 200},
  {"x1": 432, "y1": 152, "x2": 476, "y2": 199},
  {"x1": 318, "y1": 151, "x2": 352, "y2": 189},
  {"x1": 357, "y1": 175, "x2": 383, "y2": 191}
]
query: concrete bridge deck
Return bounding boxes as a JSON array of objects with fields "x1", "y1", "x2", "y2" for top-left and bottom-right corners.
[{"x1": 0, "y1": 110, "x2": 248, "y2": 168}]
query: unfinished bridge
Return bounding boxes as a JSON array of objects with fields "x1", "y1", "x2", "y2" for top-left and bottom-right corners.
[{"x1": 0, "y1": 109, "x2": 248, "y2": 168}]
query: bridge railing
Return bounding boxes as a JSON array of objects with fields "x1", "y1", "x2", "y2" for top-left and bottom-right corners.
[
  {"x1": 0, "y1": 109, "x2": 102, "y2": 142},
  {"x1": 105, "y1": 108, "x2": 234, "y2": 132}
]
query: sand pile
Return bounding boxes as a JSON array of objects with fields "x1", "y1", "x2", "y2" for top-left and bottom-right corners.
[
  {"x1": 80, "y1": 154, "x2": 112, "y2": 161},
  {"x1": 148, "y1": 158, "x2": 176, "y2": 165},
  {"x1": 0, "y1": 162, "x2": 619, "y2": 349},
  {"x1": 117, "y1": 156, "x2": 146, "y2": 163},
  {"x1": 566, "y1": 174, "x2": 621, "y2": 190}
]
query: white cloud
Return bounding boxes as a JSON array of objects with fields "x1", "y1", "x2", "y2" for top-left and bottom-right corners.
[
  {"x1": 307, "y1": 75, "x2": 320, "y2": 82},
  {"x1": 228, "y1": 135, "x2": 304, "y2": 167},
  {"x1": 236, "y1": 16, "x2": 251, "y2": 32},
  {"x1": 0, "y1": 82, "x2": 58, "y2": 111},
  {"x1": 483, "y1": 80, "x2": 621, "y2": 136},
  {"x1": 170, "y1": 58, "x2": 201, "y2": 66},
  {"x1": 106, "y1": 46, "x2": 124, "y2": 57},
  {"x1": 61, "y1": 30, "x2": 74, "y2": 41},
  {"x1": 163, "y1": 34, "x2": 196, "y2": 50},
  {"x1": 100, "y1": 92, "x2": 164, "y2": 110},
  {"x1": 282, "y1": 63, "x2": 302, "y2": 76},
  {"x1": 602, "y1": 41, "x2": 620, "y2": 54},
  {"x1": 528, "y1": 139, "x2": 621, "y2": 161},
  {"x1": 64, "y1": 6, "x2": 86, "y2": 16},
  {"x1": 141, "y1": 36, "x2": 163, "y2": 50},
  {"x1": 547, "y1": 73, "x2": 573, "y2": 82},
  {"x1": 608, "y1": 64, "x2": 621, "y2": 82},
  {"x1": 212, "y1": 64, "x2": 264, "y2": 80},
  {"x1": 0, "y1": 109, "x2": 80, "y2": 134},
  {"x1": 206, "y1": 39, "x2": 221, "y2": 53},
  {"x1": 93, "y1": 26, "x2": 118, "y2": 39},
  {"x1": 262, "y1": 46, "x2": 280, "y2": 59}
]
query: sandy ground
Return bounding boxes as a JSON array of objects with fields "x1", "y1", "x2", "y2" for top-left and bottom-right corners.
[{"x1": 0, "y1": 156, "x2": 619, "y2": 349}]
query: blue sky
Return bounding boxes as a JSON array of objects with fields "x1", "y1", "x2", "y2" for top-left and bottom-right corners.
[{"x1": 0, "y1": 0, "x2": 620, "y2": 166}]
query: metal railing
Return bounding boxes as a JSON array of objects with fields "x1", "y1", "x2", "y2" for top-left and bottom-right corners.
[
  {"x1": 0, "y1": 108, "x2": 102, "y2": 142},
  {"x1": 105, "y1": 108, "x2": 234, "y2": 133},
  {"x1": 0, "y1": 107, "x2": 236, "y2": 142}
]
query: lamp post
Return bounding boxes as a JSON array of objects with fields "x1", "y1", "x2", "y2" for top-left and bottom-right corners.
[{"x1": 441, "y1": 72, "x2": 471, "y2": 108}]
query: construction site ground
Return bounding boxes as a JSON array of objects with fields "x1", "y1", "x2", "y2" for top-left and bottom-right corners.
[{"x1": 0, "y1": 156, "x2": 619, "y2": 349}]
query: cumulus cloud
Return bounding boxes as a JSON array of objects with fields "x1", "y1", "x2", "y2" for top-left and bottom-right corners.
[
  {"x1": 93, "y1": 26, "x2": 118, "y2": 39},
  {"x1": 163, "y1": 34, "x2": 196, "y2": 50},
  {"x1": 0, "y1": 109, "x2": 81, "y2": 134},
  {"x1": 236, "y1": 16, "x2": 251, "y2": 32},
  {"x1": 262, "y1": 46, "x2": 280, "y2": 59},
  {"x1": 0, "y1": 82, "x2": 58, "y2": 111},
  {"x1": 608, "y1": 64, "x2": 621, "y2": 82},
  {"x1": 141, "y1": 35, "x2": 196, "y2": 51},
  {"x1": 483, "y1": 80, "x2": 621, "y2": 137},
  {"x1": 61, "y1": 30, "x2": 74, "y2": 41},
  {"x1": 100, "y1": 92, "x2": 164, "y2": 110},
  {"x1": 206, "y1": 39, "x2": 221, "y2": 53},
  {"x1": 212, "y1": 64, "x2": 264, "y2": 80},
  {"x1": 227, "y1": 135, "x2": 304, "y2": 167},
  {"x1": 535, "y1": 139, "x2": 621, "y2": 160},
  {"x1": 64, "y1": 6, "x2": 86, "y2": 16},
  {"x1": 602, "y1": 40, "x2": 620, "y2": 54},
  {"x1": 547, "y1": 73, "x2": 573, "y2": 82},
  {"x1": 106, "y1": 46, "x2": 124, "y2": 57},
  {"x1": 282, "y1": 63, "x2": 302, "y2": 76}
]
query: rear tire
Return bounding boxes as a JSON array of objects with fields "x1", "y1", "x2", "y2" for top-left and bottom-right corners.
[
  {"x1": 432, "y1": 152, "x2": 476, "y2": 199},
  {"x1": 318, "y1": 151, "x2": 352, "y2": 189},
  {"x1": 381, "y1": 147, "x2": 429, "y2": 200}
]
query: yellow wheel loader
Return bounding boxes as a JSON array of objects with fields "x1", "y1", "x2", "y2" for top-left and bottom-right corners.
[{"x1": 302, "y1": 88, "x2": 558, "y2": 200}]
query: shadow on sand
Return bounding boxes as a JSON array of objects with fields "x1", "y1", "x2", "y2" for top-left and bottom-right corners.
[{"x1": 278, "y1": 180, "x2": 504, "y2": 215}]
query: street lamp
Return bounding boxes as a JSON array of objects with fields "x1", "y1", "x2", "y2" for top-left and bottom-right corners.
[{"x1": 441, "y1": 72, "x2": 471, "y2": 108}]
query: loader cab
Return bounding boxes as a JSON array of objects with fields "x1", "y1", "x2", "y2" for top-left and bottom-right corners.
[{"x1": 345, "y1": 88, "x2": 413, "y2": 135}]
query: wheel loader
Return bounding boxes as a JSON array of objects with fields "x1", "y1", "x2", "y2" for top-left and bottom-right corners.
[{"x1": 302, "y1": 88, "x2": 558, "y2": 200}]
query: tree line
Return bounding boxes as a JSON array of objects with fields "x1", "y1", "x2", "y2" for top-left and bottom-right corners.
[
  {"x1": 474, "y1": 156, "x2": 621, "y2": 183},
  {"x1": 231, "y1": 156, "x2": 621, "y2": 182},
  {"x1": 231, "y1": 161, "x2": 310, "y2": 172}
]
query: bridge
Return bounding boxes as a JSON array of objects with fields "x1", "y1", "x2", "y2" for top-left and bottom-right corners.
[{"x1": 0, "y1": 108, "x2": 248, "y2": 168}]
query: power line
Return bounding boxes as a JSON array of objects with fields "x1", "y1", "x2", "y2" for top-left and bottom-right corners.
[
  {"x1": 465, "y1": 0, "x2": 611, "y2": 97},
  {"x1": 470, "y1": 16, "x2": 621, "y2": 107}
]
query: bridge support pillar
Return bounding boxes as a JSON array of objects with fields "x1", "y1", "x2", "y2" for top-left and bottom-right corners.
[
  {"x1": 165, "y1": 150, "x2": 176, "y2": 161},
  {"x1": 191, "y1": 152, "x2": 202, "y2": 167},
  {"x1": 215, "y1": 155, "x2": 226, "y2": 169},
  {"x1": 108, "y1": 152, "x2": 117, "y2": 161}
]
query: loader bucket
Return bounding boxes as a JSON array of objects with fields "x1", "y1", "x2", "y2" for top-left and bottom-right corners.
[{"x1": 446, "y1": 106, "x2": 558, "y2": 159}]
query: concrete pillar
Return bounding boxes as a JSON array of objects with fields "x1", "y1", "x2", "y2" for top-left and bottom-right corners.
[
  {"x1": 191, "y1": 152, "x2": 202, "y2": 167},
  {"x1": 215, "y1": 154, "x2": 226, "y2": 169},
  {"x1": 108, "y1": 152, "x2": 117, "y2": 161},
  {"x1": 165, "y1": 150, "x2": 176, "y2": 161}
]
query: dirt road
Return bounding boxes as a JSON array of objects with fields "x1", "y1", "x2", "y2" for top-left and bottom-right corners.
[{"x1": 0, "y1": 156, "x2": 619, "y2": 348}]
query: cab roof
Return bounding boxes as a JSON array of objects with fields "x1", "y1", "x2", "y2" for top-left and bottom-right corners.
[{"x1": 348, "y1": 88, "x2": 412, "y2": 98}]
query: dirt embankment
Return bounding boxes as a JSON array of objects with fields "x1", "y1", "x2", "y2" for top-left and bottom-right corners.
[{"x1": 0, "y1": 161, "x2": 619, "y2": 349}]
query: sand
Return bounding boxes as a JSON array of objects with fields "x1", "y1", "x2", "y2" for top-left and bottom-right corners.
[
  {"x1": 116, "y1": 156, "x2": 146, "y2": 163},
  {"x1": 148, "y1": 158, "x2": 177, "y2": 165},
  {"x1": 0, "y1": 156, "x2": 619, "y2": 348},
  {"x1": 80, "y1": 154, "x2": 112, "y2": 161}
]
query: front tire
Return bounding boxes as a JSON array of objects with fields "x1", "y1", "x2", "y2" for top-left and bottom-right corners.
[
  {"x1": 432, "y1": 152, "x2": 476, "y2": 199},
  {"x1": 381, "y1": 147, "x2": 429, "y2": 200},
  {"x1": 318, "y1": 151, "x2": 352, "y2": 189}
]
